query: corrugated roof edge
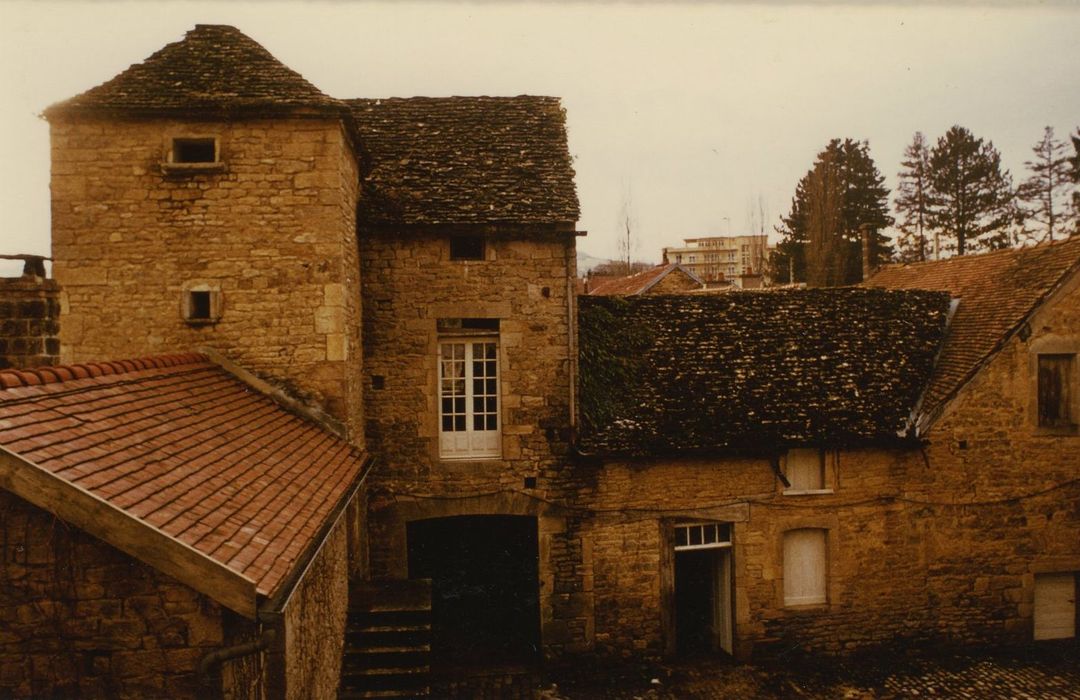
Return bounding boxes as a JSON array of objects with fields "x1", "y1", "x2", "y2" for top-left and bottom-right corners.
[{"x1": 0, "y1": 352, "x2": 208, "y2": 390}]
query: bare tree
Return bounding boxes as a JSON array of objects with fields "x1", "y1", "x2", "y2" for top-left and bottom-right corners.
[
  {"x1": 1017, "y1": 126, "x2": 1076, "y2": 243},
  {"x1": 895, "y1": 132, "x2": 933, "y2": 261},
  {"x1": 616, "y1": 182, "x2": 638, "y2": 275}
]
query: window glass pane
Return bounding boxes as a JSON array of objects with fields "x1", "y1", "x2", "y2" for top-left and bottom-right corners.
[
  {"x1": 455, "y1": 415, "x2": 465, "y2": 431},
  {"x1": 486, "y1": 397, "x2": 497, "y2": 412},
  {"x1": 485, "y1": 415, "x2": 497, "y2": 430},
  {"x1": 704, "y1": 525, "x2": 717, "y2": 544},
  {"x1": 675, "y1": 528, "x2": 688, "y2": 547},
  {"x1": 473, "y1": 397, "x2": 484, "y2": 412},
  {"x1": 474, "y1": 379, "x2": 485, "y2": 395},
  {"x1": 719, "y1": 523, "x2": 731, "y2": 542},
  {"x1": 689, "y1": 527, "x2": 702, "y2": 546},
  {"x1": 486, "y1": 379, "x2": 496, "y2": 394},
  {"x1": 442, "y1": 416, "x2": 454, "y2": 431},
  {"x1": 474, "y1": 415, "x2": 485, "y2": 431}
]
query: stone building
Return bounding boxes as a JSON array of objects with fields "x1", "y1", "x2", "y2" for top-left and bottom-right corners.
[
  {"x1": 662, "y1": 234, "x2": 772, "y2": 283},
  {"x1": 1, "y1": 21, "x2": 1079, "y2": 700},
  {"x1": 0, "y1": 353, "x2": 369, "y2": 698}
]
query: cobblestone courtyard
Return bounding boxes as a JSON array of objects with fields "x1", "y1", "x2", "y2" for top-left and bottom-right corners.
[{"x1": 541, "y1": 644, "x2": 1080, "y2": 699}]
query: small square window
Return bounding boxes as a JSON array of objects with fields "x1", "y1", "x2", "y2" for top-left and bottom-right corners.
[
  {"x1": 182, "y1": 283, "x2": 221, "y2": 325},
  {"x1": 172, "y1": 138, "x2": 217, "y2": 164},
  {"x1": 189, "y1": 291, "x2": 212, "y2": 320},
  {"x1": 450, "y1": 235, "x2": 485, "y2": 261}
]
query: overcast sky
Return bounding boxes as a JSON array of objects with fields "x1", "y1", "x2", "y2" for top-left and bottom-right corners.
[{"x1": 2, "y1": 1, "x2": 1078, "y2": 275}]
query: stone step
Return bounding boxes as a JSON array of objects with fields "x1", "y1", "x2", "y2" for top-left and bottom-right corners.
[{"x1": 338, "y1": 687, "x2": 429, "y2": 699}]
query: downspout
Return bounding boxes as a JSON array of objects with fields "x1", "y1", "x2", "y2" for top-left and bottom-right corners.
[{"x1": 566, "y1": 234, "x2": 578, "y2": 432}]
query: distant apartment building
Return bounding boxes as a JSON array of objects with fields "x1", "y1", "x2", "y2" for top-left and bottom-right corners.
[{"x1": 662, "y1": 235, "x2": 772, "y2": 284}]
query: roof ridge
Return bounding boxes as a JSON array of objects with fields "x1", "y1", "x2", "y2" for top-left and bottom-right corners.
[
  {"x1": 0, "y1": 353, "x2": 208, "y2": 390},
  {"x1": 875, "y1": 235, "x2": 1080, "y2": 274}
]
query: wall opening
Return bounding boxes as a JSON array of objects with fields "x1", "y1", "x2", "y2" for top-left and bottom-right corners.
[
  {"x1": 673, "y1": 522, "x2": 733, "y2": 656},
  {"x1": 407, "y1": 515, "x2": 540, "y2": 664}
]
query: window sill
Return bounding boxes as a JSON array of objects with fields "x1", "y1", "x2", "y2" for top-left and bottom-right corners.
[
  {"x1": 1033, "y1": 424, "x2": 1079, "y2": 437},
  {"x1": 783, "y1": 602, "x2": 829, "y2": 612},
  {"x1": 162, "y1": 162, "x2": 226, "y2": 175},
  {"x1": 184, "y1": 318, "x2": 219, "y2": 327},
  {"x1": 782, "y1": 489, "x2": 834, "y2": 496}
]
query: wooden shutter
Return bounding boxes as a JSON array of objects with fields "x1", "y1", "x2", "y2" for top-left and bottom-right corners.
[
  {"x1": 1034, "y1": 573, "x2": 1076, "y2": 640},
  {"x1": 783, "y1": 529, "x2": 827, "y2": 606}
]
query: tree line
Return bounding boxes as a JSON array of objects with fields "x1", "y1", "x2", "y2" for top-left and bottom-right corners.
[{"x1": 772, "y1": 126, "x2": 1080, "y2": 285}]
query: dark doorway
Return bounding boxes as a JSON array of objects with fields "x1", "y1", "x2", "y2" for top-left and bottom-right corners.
[
  {"x1": 407, "y1": 515, "x2": 540, "y2": 664},
  {"x1": 673, "y1": 527, "x2": 734, "y2": 661}
]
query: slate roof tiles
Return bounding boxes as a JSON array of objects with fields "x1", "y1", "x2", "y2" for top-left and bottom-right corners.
[
  {"x1": 0, "y1": 353, "x2": 368, "y2": 600},
  {"x1": 44, "y1": 25, "x2": 347, "y2": 119},
  {"x1": 865, "y1": 236, "x2": 1080, "y2": 417},
  {"x1": 349, "y1": 96, "x2": 580, "y2": 225},
  {"x1": 577, "y1": 288, "x2": 952, "y2": 457}
]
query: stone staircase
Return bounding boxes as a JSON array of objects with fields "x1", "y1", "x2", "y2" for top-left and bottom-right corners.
[{"x1": 339, "y1": 579, "x2": 433, "y2": 700}]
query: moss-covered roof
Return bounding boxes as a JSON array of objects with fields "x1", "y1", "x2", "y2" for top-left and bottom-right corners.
[
  {"x1": 44, "y1": 25, "x2": 347, "y2": 119},
  {"x1": 577, "y1": 288, "x2": 952, "y2": 457},
  {"x1": 348, "y1": 96, "x2": 579, "y2": 226}
]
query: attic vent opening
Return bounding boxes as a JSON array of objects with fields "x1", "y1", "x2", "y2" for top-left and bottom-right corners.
[
  {"x1": 172, "y1": 138, "x2": 217, "y2": 164},
  {"x1": 450, "y1": 235, "x2": 485, "y2": 261},
  {"x1": 189, "y1": 291, "x2": 212, "y2": 320}
]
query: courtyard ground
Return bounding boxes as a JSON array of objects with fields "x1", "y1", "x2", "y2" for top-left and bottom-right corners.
[{"x1": 538, "y1": 642, "x2": 1080, "y2": 699}]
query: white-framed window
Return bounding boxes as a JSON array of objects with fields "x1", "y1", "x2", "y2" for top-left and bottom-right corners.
[
  {"x1": 439, "y1": 338, "x2": 500, "y2": 459},
  {"x1": 674, "y1": 522, "x2": 731, "y2": 551},
  {"x1": 784, "y1": 448, "x2": 829, "y2": 494},
  {"x1": 783, "y1": 528, "x2": 827, "y2": 606}
]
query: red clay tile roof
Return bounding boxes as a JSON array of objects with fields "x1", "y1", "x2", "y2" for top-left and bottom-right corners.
[
  {"x1": 348, "y1": 96, "x2": 580, "y2": 225},
  {"x1": 0, "y1": 353, "x2": 367, "y2": 602},
  {"x1": 44, "y1": 25, "x2": 347, "y2": 119},
  {"x1": 587, "y1": 264, "x2": 703, "y2": 296},
  {"x1": 865, "y1": 235, "x2": 1080, "y2": 419}
]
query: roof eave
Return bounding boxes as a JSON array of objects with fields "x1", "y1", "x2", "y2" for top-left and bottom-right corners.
[{"x1": 0, "y1": 446, "x2": 259, "y2": 619}]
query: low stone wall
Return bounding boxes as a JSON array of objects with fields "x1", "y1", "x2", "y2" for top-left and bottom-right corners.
[
  {"x1": 0, "y1": 273, "x2": 60, "y2": 370},
  {"x1": 0, "y1": 491, "x2": 245, "y2": 698}
]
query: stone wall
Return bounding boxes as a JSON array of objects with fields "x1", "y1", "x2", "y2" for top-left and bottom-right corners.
[
  {"x1": 282, "y1": 519, "x2": 349, "y2": 700},
  {"x1": 360, "y1": 226, "x2": 589, "y2": 655},
  {"x1": 0, "y1": 491, "x2": 251, "y2": 698},
  {"x1": 49, "y1": 116, "x2": 364, "y2": 441},
  {"x1": 0, "y1": 272, "x2": 60, "y2": 370}
]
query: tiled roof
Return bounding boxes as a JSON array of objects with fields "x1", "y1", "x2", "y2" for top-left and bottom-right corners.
[
  {"x1": 0, "y1": 353, "x2": 367, "y2": 605},
  {"x1": 587, "y1": 264, "x2": 703, "y2": 296},
  {"x1": 44, "y1": 25, "x2": 347, "y2": 118},
  {"x1": 348, "y1": 96, "x2": 580, "y2": 225},
  {"x1": 577, "y1": 289, "x2": 951, "y2": 457},
  {"x1": 865, "y1": 236, "x2": 1080, "y2": 418}
]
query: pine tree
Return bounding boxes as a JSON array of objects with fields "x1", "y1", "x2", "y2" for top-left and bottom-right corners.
[
  {"x1": 894, "y1": 132, "x2": 933, "y2": 261},
  {"x1": 925, "y1": 126, "x2": 1014, "y2": 256},
  {"x1": 1016, "y1": 126, "x2": 1075, "y2": 243},
  {"x1": 773, "y1": 139, "x2": 893, "y2": 284}
]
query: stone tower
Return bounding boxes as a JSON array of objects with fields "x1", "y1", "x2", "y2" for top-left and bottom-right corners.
[{"x1": 44, "y1": 25, "x2": 363, "y2": 438}]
